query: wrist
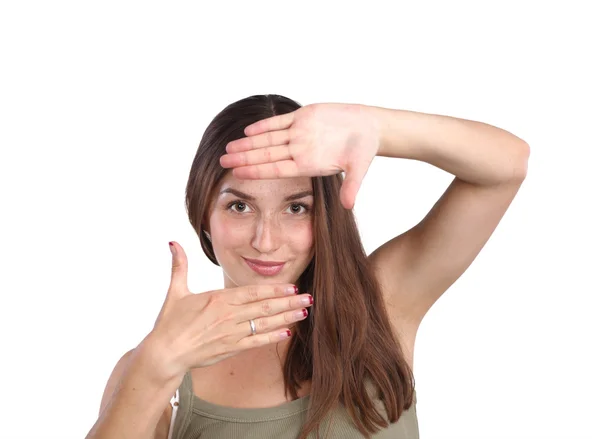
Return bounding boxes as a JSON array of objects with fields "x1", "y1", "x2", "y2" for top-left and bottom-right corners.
[
  {"x1": 365, "y1": 105, "x2": 417, "y2": 159},
  {"x1": 133, "y1": 332, "x2": 186, "y2": 385},
  {"x1": 362, "y1": 105, "x2": 393, "y2": 158}
]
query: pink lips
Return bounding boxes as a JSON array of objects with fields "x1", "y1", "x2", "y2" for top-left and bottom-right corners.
[{"x1": 243, "y1": 258, "x2": 285, "y2": 276}]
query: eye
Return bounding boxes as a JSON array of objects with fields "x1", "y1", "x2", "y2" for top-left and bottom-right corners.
[
  {"x1": 227, "y1": 200, "x2": 251, "y2": 214},
  {"x1": 226, "y1": 200, "x2": 310, "y2": 215},
  {"x1": 287, "y1": 203, "x2": 310, "y2": 215}
]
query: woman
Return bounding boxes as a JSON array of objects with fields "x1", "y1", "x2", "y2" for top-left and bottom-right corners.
[{"x1": 86, "y1": 95, "x2": 529, "y2": 439}]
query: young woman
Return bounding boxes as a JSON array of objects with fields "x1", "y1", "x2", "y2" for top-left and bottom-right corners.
[{"x1": 86, "y1": 95, "x2": 529, "y2": 439}]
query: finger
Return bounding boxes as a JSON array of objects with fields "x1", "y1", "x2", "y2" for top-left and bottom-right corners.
[
  {"x1": 249, "y1": 307, "x2": 309, "y2": 334},
  {"x1": 227, "y1": 283, "x2": 299, "y2": 305},
  {"x1": 339, "y1": 161, "x2": 371, "y2": 210},
  {"x1": 220, "y1": 145, "x2": 292, "y2": 169},
  {"x1": 235, "y1": 328, "x2": 293, "y2": 351},
  {"x1": 232, "y1": 160, "x2": 299, "y2": 180},
  {"x1": 339, "y1": 178, "x2": 359, "y2": 210},
  {"x1": 167, "y1": 241, "x2": 190, "y2": 300},
  {"x1": 226, "y1": 129, "x2": 291, "y2": 153},
  {"x1": 244, "y1": 112, "x2": 295, "y2": 137},
  {"x1": 233, "y1": 307, "x2": 307, "y2": 339},
  {"x1": 234, "y1": 293, "x2": 313, "y2": 325}
]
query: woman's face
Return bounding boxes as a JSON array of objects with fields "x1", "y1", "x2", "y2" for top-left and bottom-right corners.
[{"x1": 208, "y1": 171, "x2": 314, "y2": 289}]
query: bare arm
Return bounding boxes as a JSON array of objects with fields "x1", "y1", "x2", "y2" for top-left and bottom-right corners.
[
  {"x1": 368, "y1": 107, "x2": 529, "y2": 326},
  {"x1": 85, "y1": 336, "x2": 183, "y2": 439},
  {"x1": 84, "y1": 240, "x2": 313, "y2": 438}
]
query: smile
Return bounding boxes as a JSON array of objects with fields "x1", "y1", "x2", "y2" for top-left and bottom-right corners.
[{"x1": 243, "y1": 258, "x2": 286, "y2": 276}]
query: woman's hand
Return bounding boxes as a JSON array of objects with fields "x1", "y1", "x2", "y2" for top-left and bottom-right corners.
[
  {"x1": 219, "y1": 103, "x2": 381, "y2": 209},
  {"x1": 146, "y1": 241, "x2": 314, "y2": 381}
]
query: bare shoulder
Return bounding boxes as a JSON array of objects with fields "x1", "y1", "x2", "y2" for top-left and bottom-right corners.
[{"x1": 99, "y1": 348, "x2": 174, "y2": 439}]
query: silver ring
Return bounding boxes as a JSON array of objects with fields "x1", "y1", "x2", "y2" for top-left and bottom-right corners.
[{"x1": 249, "y1": 319, "x2": 257, "y2": 336}]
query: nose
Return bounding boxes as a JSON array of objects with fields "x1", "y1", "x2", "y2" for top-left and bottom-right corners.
[{"x1": 251, "y1": 216, "x2": 281, "y2": 254}]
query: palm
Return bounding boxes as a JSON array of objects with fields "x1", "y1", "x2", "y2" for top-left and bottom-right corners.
[{"x1": 220, "y1": 103, "x2": 380, "y2": 209}]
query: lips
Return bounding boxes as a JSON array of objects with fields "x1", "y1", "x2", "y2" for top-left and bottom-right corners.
[
  {"x1": 243, "y1": 258, "x2": 285, "y2": 266},
  {"x1": 243, "y1": 257, "x2": 285, "y2": 276}
]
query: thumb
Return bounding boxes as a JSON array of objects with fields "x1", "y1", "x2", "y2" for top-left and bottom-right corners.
[
  {"x1": 167, "y1": 241, "x2": 190, "y2": 300},
  {"x1": 339, "y1": 164, "x2": 369, "y2": 210}
]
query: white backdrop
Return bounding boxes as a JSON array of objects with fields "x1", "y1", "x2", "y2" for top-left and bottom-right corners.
[{"x1": 1, "y1": 1, "x2": 598, "y2": 438}]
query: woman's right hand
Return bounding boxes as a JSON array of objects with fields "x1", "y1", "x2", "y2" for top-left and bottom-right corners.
[{"x1": 144, "y1": 241, "x2": 313, "y2": 382}]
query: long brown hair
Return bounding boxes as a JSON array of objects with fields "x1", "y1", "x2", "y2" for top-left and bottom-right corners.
[{"x1": 185, "y1": 94, "x2": 415, "y2": 438}]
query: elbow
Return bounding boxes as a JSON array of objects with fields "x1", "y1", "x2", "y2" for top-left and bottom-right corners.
[{"x1": 510, "y1": 140, "x2": 530, "y2": 182}]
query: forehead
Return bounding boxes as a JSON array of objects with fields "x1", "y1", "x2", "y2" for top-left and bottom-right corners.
[{"x1": 218, "y1": 171, "x2": 312, "y2": 198}]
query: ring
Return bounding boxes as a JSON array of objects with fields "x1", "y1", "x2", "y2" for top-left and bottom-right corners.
[{"x1": 249, "y1": 319, "x2": 257, "y2": 336}]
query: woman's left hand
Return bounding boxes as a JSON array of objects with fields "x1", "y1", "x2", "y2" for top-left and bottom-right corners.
[{"x1": 219, "y1": 103, "x2": 381, "y2": 209}]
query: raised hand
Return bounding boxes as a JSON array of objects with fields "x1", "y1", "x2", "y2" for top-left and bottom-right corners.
[
  {"x1": 147, "y1": 241, "x2": 313, "y2": 381},
  {"x1": 219, "y1": 103, "x2": 381, "y2": 209}
]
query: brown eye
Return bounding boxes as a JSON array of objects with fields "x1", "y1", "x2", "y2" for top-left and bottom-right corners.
[
  {"x1": 227, "y1": 201, "x2": 250, "y2": 213},
  {"x1": 287, "y1": 203, "x2": 308, "y2": 215}
]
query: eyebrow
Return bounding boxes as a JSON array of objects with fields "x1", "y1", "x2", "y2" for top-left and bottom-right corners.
[{"x1": 219, "y1": 188, "x2": 314, "y2": 202}]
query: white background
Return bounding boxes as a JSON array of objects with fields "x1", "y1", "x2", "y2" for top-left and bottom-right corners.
[{"x1": 1, "y1": 1, "x2": 598, "y2": 438}]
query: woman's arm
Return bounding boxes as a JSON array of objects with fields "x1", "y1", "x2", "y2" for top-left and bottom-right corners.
[
  {"x1": 367, "y1": 107, "x2": 529, "y2": 326},
  {"x1": 85, "y1": 337, "x2": 183, "y2": 439},
  {"x1": 217, "y1": 102, "x2": 529, "y2": 327},
  {"x1": 372, "y1": 107, "x2": 529, "y2": 184}
]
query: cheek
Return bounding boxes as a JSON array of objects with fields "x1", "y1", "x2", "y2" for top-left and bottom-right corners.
[
  {"x1": 210, "y1": 215, "x2": 248, "y2": 246},
  {"x1": 287, "y1": 220, "x2": 314, "y2": 253}
]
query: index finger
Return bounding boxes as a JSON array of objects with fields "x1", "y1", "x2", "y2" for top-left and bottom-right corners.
[
  {"x1": 244, "y1": 111, "x2": 295, "y2": 136},
  {"x1": 227, "y1": 283, "x2": 299, "y2": 305}
]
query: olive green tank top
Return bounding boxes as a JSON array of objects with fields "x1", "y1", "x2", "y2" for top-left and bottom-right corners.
[{"x1": 171, "y1": 370, "x2": 419, "y2": 439}]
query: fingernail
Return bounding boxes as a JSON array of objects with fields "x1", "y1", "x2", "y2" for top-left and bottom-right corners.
[
  {"x1": 300, "y1": 295, "x2": 313, "y2": 305},
  {"x1": 169, "y1": 242, "x2": 176, "y2": 256},
  {"x1": 279, "y1": 329, "x2": 292, "y2": 340},
  {"x1": 293, "y1": 309, "x2": 308, "y2": 319},
  {"x1": 285, "y1": 285, "x2": 299, "y2": 295}
]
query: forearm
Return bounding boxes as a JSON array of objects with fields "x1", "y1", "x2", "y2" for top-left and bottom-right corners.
[
  {"x1": 85, "y1": 341, "x2": 183, "y2": 439},
  {"x1": 368, "y1": 106, "x2": 530, "y2": 186}
]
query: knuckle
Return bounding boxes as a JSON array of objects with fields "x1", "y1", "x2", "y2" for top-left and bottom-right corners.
[
  {"x1": 246, "y1": 285, "x2": 260, "y2": 302},
  {"x1": 203, "y1": 293, "x2": 228, "y2": 316},
  {"x1": 260, "y1": 300, "x2": 273, "y2": 316},
  {"x1": 256, "y1": 317, "x2": 269, "y2": 332},
  {"x1": 272, "y1": 162, "x2": 279, "y2": 178},
  {"x1": 205, "y1": 292, "x2": 223, "y2": 308},
  {"x1": 284, "y1": 311, "x2": 294, "y2": 323}
]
